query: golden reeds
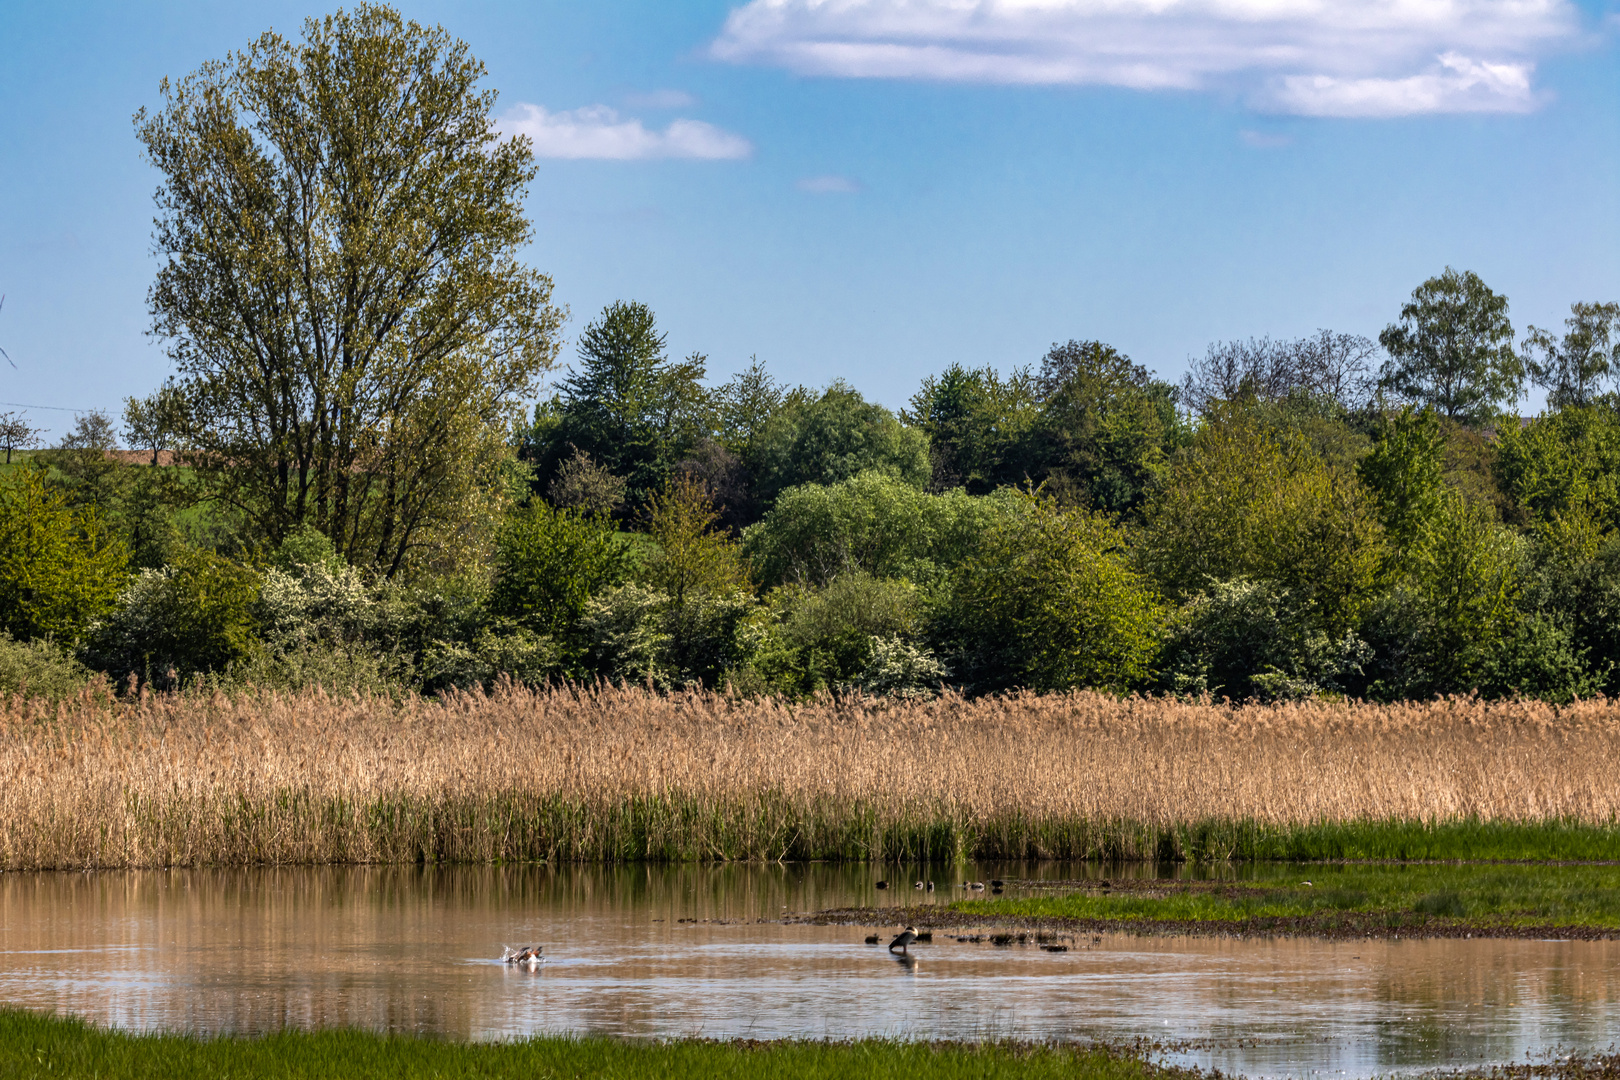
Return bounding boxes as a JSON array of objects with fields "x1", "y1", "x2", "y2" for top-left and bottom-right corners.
[{"x1": 2, "y1": 684, "x2": 1618, "y2": 870}]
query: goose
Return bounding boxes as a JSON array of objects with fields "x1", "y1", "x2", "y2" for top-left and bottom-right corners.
[
  {"x1": 875, "y1": 880, "x2": 889, "y2": 889},
  {"x1": 888, "y1": 926, "x2": 918, "y2": 954},
  {"x1": 500, "y1": 945, "x2": 543, "y2": 966},
  {"x1": 926, "y1": 881, "x2": 935, "y2": 893},
  {"x1": 914, "y1": 881, "x2": 925, "y2": 890}
]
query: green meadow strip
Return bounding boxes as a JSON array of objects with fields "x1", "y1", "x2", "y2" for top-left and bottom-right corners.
[{"x1": 0, "y1": 1009, "x2": 1184, "y2": 1080}]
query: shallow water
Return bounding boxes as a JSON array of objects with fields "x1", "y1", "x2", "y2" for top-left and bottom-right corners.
[{"x1": 0, "y1": 863, "x2": 1617, "y2": 1077}]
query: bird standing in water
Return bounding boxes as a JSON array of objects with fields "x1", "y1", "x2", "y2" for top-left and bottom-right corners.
[{"x1": 889, "y1": 926, "x2": 918, "y2": 954}]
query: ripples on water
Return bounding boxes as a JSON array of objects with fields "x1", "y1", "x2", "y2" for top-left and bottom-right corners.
[{"x1": 0, "y1": 862, "x2": 1616, "y2": 1077}]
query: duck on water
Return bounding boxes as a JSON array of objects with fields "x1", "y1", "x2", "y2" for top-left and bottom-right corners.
[{"x1": 501, "y1": 945, "x2": 544, "y2": 966}]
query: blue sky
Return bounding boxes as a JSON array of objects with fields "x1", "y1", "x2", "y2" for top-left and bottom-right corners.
[{"x1": 1, "y1": 0, "x2": 1617, "y2": 438}]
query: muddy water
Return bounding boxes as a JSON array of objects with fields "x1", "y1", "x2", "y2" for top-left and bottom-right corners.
[{"x1": 0, "y1": 863, "x2": 1617, "y2": 1077}]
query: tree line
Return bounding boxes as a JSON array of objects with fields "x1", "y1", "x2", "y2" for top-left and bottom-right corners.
[{"x1": 2, "y1": 4, "x2": 1618, "y2": 703}]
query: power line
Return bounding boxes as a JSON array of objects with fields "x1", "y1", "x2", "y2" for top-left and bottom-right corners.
[{"x1": 0, "y1": 400, "x2": 98, "y2": 412}]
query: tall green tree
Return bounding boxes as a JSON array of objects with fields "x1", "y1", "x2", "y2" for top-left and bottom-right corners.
[
  {"x1": 529, "y1": 300, "x2": 714, "y2": 510},
  {"x1": 749, "y1": 382, "x2": 930, "y2": 507},
  {"x1": 1378, "y1": 268, "x2": 1522, "y2": 425},
  {"x1": 1521, "y1": 301, "x2": 1620, "y2": 410},
  {"x1": 905, "y1": 363, "x2": 1039, "y2": 493},
  {"x1": 137, "y1": 4, "x2": 562, "y2": 576},
  {"x1": 1026, "y1": 340, "x2": 1184, "y2": 516},
  {"x1": 1141, "y1": 402, "x2": 1385, "y2": 635}
]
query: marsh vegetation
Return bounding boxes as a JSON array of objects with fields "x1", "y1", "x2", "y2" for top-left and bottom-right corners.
[{"x1": 5, "y1": 684, "x2": 1618, "y2": 871}]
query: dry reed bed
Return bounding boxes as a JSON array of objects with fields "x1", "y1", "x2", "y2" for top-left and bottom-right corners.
[{"x1": 2, "y1": 685, "x2": 1617, "y2": 869}]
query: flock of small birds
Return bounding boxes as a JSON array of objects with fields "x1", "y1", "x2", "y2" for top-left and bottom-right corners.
[{"x1": 873, "y1": 878, "x2": 1005, "y2": 895}]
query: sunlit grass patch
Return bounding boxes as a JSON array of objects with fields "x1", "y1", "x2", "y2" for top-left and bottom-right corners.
[
  {"x1": 0, "y1": 1009, "x2": 1188, "y2": 1080},
  {"x1": 955, "y1": 863, "x2": 1620, "y2": 929}
]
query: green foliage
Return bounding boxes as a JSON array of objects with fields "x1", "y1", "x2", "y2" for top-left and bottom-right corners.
[
  {"x1": 1358, "y1": 406, "x2": 1448, "y2": 555},
  {"x1": 935, "y1": 494, "x2": 1166, "y2": 693},
  {"x1": 1142, "y1": 402, "x2": 1385, "y2": 635},
  {"x1": 0, "y1": 465, "x2": 129, "y2": 643},
  {"x1": 1378, "y1": 267, "x2": 1522, "y2": 425},
  {"x1": 138, "y1": 5, "x2": 561, "y2": 574},
  {"x1": 750, "y1": 382, "x2": 931, "y2": 508},
  {"x1": 581, "y1": 584, "x2": 758, "y2": 690},
  {"x1": 641, "y1": 475, "x2": 751, "y2": 604},
  {"x1": 0, "y1": 1009, "x2": 1182, "y2": 1080},
  {"x1": 530, "y1": 301, "x2": 714, "y2": 509},
  {"x1": 84, "y1": 546, "x2": 260, "y2": 686},
  {"x1": 737, "y1": 573, "x2": 931, "y2": 696},
  {"x1": 491, "y1": 503, "x2": 636, "y2": 643},
  {"x1": 1026, "y1": 340, "x2": 1185, "y2": 516},
  {"x1": 1522, "y1": 301, "x2": 1620, "y2": 409},
  {"x1": 0, "y1": 632, "x2": 98, "y2": 701},
  {"x1": 1493, "y1": 406, "x2": 1620, "y2": 564},
  {"x1": 1358, "y1": 495, "x2": 1527, "y2": 699},
  {"x1": 1160, "y1": 578, "x2": 1371, "y2": 702},
  {"x1": 743, "y1": 471, "x2": 1013, "y2": 588},
  {"x1": 905, "y1": 362, "x2": 1040, "y2": 493},
  {"x1": 419, "y1": 624, "x2": 559, "y2": 694}
]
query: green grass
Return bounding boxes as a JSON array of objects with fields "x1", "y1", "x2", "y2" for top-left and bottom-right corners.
[
  {"x1": 0, "y1": 1009, "x2": 1183, "y2": 1080},
  {"x1": 955, "y1": 862, "x2": 1620, "y2": 930}
]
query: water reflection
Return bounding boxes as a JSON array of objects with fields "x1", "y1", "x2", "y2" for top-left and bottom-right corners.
[{"x1": 0, "y1": 864, "x2": 1616, "y2": 1077}]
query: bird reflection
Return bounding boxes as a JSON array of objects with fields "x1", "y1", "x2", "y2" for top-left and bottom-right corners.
[{"x1": 890, "y1": 951, "x2": 918, "y2": 971}]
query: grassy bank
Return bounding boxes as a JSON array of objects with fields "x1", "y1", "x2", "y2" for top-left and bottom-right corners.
[
  {"x1": 950, "y1": 863, "x2": 1620, "y2": 935},
  {"x1": 3, "y1": 685, "x2": 1620, "y2": 869},
  {"x1": 0, "y1": 1010, "x2": 1182, "y2": 1080}
]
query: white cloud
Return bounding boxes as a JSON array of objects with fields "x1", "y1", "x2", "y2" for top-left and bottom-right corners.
[
  {"x1": 623, "y1": 88, "x2": 700, "y2": 109},
  {"x1": 1238, "y1": 129, "x2": 1292, "y2": 148},
  {"x1": 499, "y1": 103, "x2": 752, "y2": 160},
  {"x1": 796, "y1": 174, "x2": 862, "y2": 192},
  {"x1": 1268, "y1": 53, "x2": 1539, "y2": 116},
  {"x1": 710, "y1": 0, "x2": 1580, "y2": 116}
]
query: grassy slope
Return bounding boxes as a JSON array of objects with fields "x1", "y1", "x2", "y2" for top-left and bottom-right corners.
[
  {"x1": 954, "y1": 863, "x2": 1620, "y2": 930},
  {"x1": 0, "y1": 1010, "x2": 1178, "y2": 1080}
]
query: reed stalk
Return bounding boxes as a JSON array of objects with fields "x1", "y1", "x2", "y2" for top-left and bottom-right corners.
[{"x1": 3, "y1": 684, "x2": 1618, "y2": 869}]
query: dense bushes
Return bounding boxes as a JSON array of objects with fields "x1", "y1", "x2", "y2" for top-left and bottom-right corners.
[{"x1": 14, "y1": 279, "x2": 1620, "y2": 704}]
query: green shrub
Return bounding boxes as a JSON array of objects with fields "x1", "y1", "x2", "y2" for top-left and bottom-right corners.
[
  {"x1": 749, "y1": 382, "x2": 931, "y2": 507},
  {"x1": 491, "y1": 502, "x2": 636, "y2": 643},
  {"x1": 1141, "y1": 401, "x2": 1385, "y2": 635},
  {"x1": 742, "y1": 471, "x2": 1014, "y2": 588},
  {"x1": 0, "y1": 465, "x2": 128, "y2": 643},
  {"x1": 419, "y1": 623, "x2": 559, "y2": 694},
  {"x1": 83, "y1": 546, "x2": 260, "y2": 687},
  {"x1": 1159, "y1": 578, "x2": 1371, "y2": 702},
  {"x1": 581, "y1": 584, "x2": 758, "y2": 691},
  {"x1": 737, "y1": 573, "x2": 929, "y2": 696},
  {"x1": 0, "y1": 633, "x2": 98, "y2": 700},
  {"x1": 933, "y1": 494, "x2": 1167, "y2": 693}
]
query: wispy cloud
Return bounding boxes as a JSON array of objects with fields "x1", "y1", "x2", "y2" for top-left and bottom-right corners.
[
  {"x1": 710, "y1": 0, "x2": 1580, "y2": 117},
  {"x1": 1238, "y1": 129, "x2": 1292, "y2": 149},
  {"x1": 623, "y1": 88, "x2": 699, "y2": 109},
  {"x1": 796, "y1": 174, "x2": 862, "y2": 193},
  {"x1": 500, "y1": 103, "x2": 752, "y2": 160}
]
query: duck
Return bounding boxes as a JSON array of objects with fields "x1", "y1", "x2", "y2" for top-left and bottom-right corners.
[
  {"x1": 875, "y1": 880, "x2": 889, "y2": 890},
  {"x1": 500, "y1": 945, "x2": 544, "y2": 966},
  {"x1": 914, "y1": 881, "x2": 925, "y2": 890},
  {"x1": 926, "y1": 881, "x2": 935, "y2": 893},
  {"x1": 888, "y1": 926, "x2": 918, "y2": 954},
  {"x1": 969, "y1": 882, "x2": 985, "y2": 891}
]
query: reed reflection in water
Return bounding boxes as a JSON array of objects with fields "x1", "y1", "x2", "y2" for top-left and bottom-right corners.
[{"x1": 0, "y1": 864, "x2": 1617, "y2": 1077}]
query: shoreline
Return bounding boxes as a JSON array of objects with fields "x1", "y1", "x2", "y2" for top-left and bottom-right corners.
[{"x1": 788, "y1": 904, "x2": 1620, "y2": 941}]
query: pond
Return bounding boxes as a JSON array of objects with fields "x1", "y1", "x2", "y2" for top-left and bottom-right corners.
[{"x1": 0, "y1": 862, "x2": 1616, "y2": 1077}]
